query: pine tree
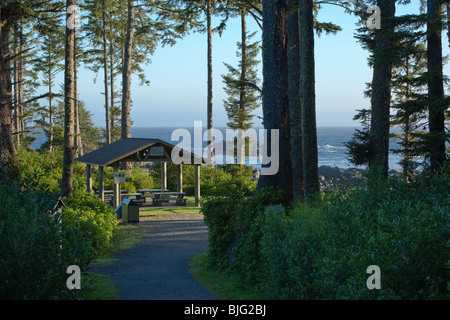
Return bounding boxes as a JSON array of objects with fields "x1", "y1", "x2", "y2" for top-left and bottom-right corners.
[
  {"x1": 222, "y1": 30, "x2": 261, "y2": 132},
  {"x1": 83, "y1": 0, "x2": 115, "y2": 144},
  {"x1": 345, "y1": 108, "x2": 372, "y2": 166},
  {"x1": 33, "y1": 11, "x2": 65, "y2": 152},
  {"x1": 222, "y1": 8, "x2": 261, "y2": 164},
  {"x1": 0, "y1": 0, "x2": 53, "y2": 180},
  {"x1": 390, "y1": 42, "x2": 428, "y2": 181}
]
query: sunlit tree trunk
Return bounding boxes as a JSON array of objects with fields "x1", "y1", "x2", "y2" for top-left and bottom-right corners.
[
  {"x1": 121, "y1": 0, "x2": 134, "y2": 173},
  {"x1": 0, "y1": 2, "x2": 19, "y2": 180},
  {"x1": 61, "y1": 0, "x2": 76, "y2": 197}
]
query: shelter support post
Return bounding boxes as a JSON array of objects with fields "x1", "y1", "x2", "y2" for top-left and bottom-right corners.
[
  {"x1": 177, "y1": 164, "x2": 183, "y2": 193},
  {"x1": 161, "y1": 161, "x2": 167, "y2": 190},
  {"x1": 86, "y1": 164, "x2": 92, "y2": 194},
  {"x1": 113, "y1": 164, "x2": 121, "y2": 208},
  {"x1": 195, "y1": 165, "x2": 201, "y2": 207},
  {"x1": 98, "y1": 166, "x2": 104, "y2": 202}
]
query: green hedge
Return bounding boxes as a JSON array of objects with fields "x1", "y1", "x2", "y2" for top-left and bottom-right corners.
[
  {"x1": 0, "y1": 178, "x2": 92, "y2": 299},
  {"x1": 63, "y1": 191, "x2": 118, "y2": 259},
  {"x1": 262, "y1": 169, "x2": 449, "y2": 300},
  {"x1": 201, "y1": 187, "x2": 284, "y2": 280},
  {"x1": 1, "y1": 149, "x2": 119, "y2": 300},
  {"x1": 202, "y1": 168, "x2": 449, "y2": 300}
]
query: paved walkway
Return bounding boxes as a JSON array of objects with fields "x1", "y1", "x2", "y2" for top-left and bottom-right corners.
[{"x1": 89, "y1": 214, "x2": 217, "y2": 300}]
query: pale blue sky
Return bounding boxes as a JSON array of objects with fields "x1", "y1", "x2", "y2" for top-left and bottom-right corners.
[{"x1": 75, "y1": 0, "x2": 449, "y2": 129}]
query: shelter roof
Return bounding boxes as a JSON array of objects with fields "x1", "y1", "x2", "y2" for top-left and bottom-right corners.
[{"x1": 75, "y1": 138, "x2": 206, "y2": 167}]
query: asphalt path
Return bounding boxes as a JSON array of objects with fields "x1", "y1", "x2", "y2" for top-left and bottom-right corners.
[{"x1": 89, "y1": 214, "x2": 218, "y2": 300}]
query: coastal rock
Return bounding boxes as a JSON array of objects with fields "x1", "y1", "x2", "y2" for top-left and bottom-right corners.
[{"x1": 318, "y1": 165, "x2": 367, "y2": 188}]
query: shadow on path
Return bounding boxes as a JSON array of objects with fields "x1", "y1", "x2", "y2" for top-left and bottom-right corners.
[{"x1": 89, "y1": 214, "x2": 217, "y2": 300}]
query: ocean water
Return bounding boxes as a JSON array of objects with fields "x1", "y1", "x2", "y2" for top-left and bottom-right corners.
[
  {"x1": 131, "y1": 126, "x2": 403, "y2": 171},
  {"x1": 31, "y1": 126, "x2": 403, "y2": 171}
]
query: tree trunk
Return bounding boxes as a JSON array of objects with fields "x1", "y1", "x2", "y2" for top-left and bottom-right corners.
[
  {"x1": 238, "y1": 9, "x2": 247, "y2": 164},
  {"x1": 287, "y1": 0, "x2": 303, "y2": 199},
  {"x1": 48, "y1": 64, "x2": 54, "y2": 152},
  {"x1": 18, "y1": 24, "x2": 24, "y2": 141},
  {"x1": 103, "y1": 1, "x2": 111, "y2": 145},
  {"x1": 74, "y1": 35, "x2": 83, "y2": 156},
  {"x1": 121, "y1": 0, "x2": 134, "y2": 173},
  {"x1": 427, "y1": 0, "x2": 446, "y2": 170},
  {"x1": 110, "y1": 39, "x2": 115, "y2": 141},
  {"x1": 206, "y1": 0, "x2": 214, "y2": 165},
  {"x1": 61, "y1": 0, "x2": 76, "y2": 197},
  {"x1": 299, "y1": 0, "x2": 319, "y2": 200},
  {"x1": 369, "y1": 0, "x2": 396, "y2": 180},
  {"x1": 13, "y1": 23, "x2": 20, "y2": 146},
  {"x1": 446, "y1": 3, "x2": 450, "y2": 49},
  {"x1": 257, "y1": 0, "x2": 293, "y2": 203},
  {"x1": 0, "y1": 4, "x2": 19, "y2": 180}
]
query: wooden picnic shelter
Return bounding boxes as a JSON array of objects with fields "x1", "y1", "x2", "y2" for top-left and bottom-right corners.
[{"x1": 75, "y1": 138, "x2": 206, "y2": 207}]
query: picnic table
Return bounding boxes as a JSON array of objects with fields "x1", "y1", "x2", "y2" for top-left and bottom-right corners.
[
  {"x1": 151, "y1": 192, "x2": 186, "y2": 206},
  {"x1": 138, "y1": 189, "x2": 169, "y2": 204},
  {"x1": 121, "y1": 193, "x2": 143, "y2": 201},
  {"x1": 138, "y1": 189, "x2": 169, "y2": 196},
  {"x1": 98, "y1": 190, "x2": 128, "y2": 195}
]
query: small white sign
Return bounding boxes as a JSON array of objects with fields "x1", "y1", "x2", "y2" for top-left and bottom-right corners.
[{"x1": 114, "y1": 172, "x2": 126, "y2": 184}]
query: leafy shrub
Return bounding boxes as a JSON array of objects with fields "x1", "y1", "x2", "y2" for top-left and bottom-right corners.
[
  {"x1": 18, "y1": 147, "x2": 87, "y2": 193},
  {"x1": 261, "y1": 202, "x2": 326, "y2": 299},
  {"x1": 151, "y1": 162, "x2": 257, "y2": 197},
  {"x1": 260, "y1": 168, "x2": 449, "y2": 300},
  {"x1": 201, "y1": 186, "x2": 284, "y2": 283},
  {"x1": 231, "y1": 187, "x2": 285, "y2": 285},
  {"x1": 63, "y1": 191, "x2": 118, "y2": 258},
  {"x1": 0, "y1": 177, "x2": 91, "y2": 300},
  {"x1": 318, "y1": 169, "x2": 448, "y2": 300},
  {"x1": 202, "y1": 197, "x2": 244, "y2": 270}
]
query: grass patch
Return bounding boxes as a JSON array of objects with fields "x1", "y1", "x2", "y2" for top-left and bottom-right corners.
[
  {"x1": 84, "y1": 273, "x2": 119, "y2": 300},
  {"x1": 189, "y1": 254, "x2": 266, "y2": 300},
  {"x1": 93, "y1": 222, "x2": 147, "y2": 265},
  {"x1": 140, "y1": 206, "x2": 201, "y2": 219},
  {"x1": 86, "y1": 222, "x2": 146, "y2": 300}
]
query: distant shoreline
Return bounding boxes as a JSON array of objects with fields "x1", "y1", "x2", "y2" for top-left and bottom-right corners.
[{"x1": 252, "y1": 165, "x2": 404, "y2": 189}]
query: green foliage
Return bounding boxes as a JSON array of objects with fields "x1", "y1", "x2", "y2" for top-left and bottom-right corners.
[
  {"x1": 63, "y1": 191, "x2": 118, "y2": 259},
  {"x1": 222, "y1": 29, "x2": 261, "y2": 131},
  {"x1": 18, "y1": 147, "x2": 87, "y2": 193},
  {"x1": 0, "y1": 177, "x2": 91, "y2": 300},
  {"x1": 150, "y1": 162, "x2": 257, "y2": 197},
  {"x1": 201, "y1": 186, "x2": 285, "y2": 280},
  {"x1": 0, "y1": 148, "x2": 118, "y2": 299},
  {"x1": 262, "y1": 202, "x2": 326, "y2": 299},
  {"x1": 204, "y1": 167, "x2": 449, "y2": 300},
  {"x1": 345, "y1": 108, "x2": 372, "y2": 166},
  {"x1": 261, "y1": 168, "x2": 449, "y2": 300},
  {"x1": 202, "y1": 197, "x2": 243, "y2": 270}
]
